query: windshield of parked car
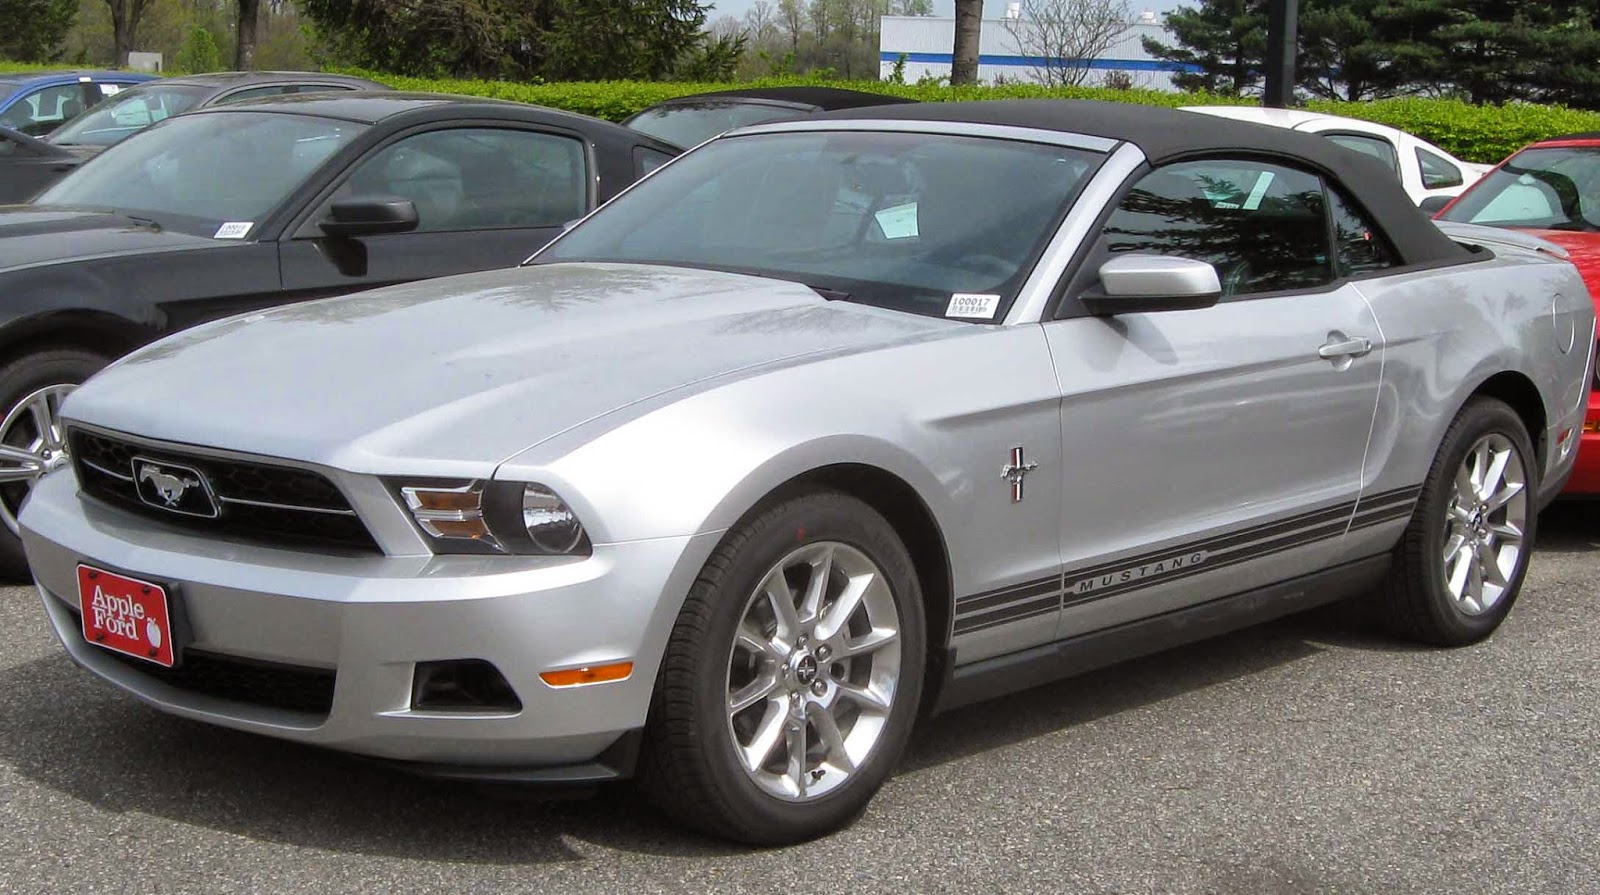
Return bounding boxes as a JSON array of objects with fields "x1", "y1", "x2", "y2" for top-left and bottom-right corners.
[
  {"x1": 37, "y1": 111, "x2": 364, "y2": 236},
  {"x1": 625, "y1": 101, "x2": 807, "y2": 148},
  {"x1": 537, "y1": 130, "x2": 1104, "y2": 320},
  {"x1": 49, "y1": 83, "x2": 211, "y2": 147},
  {"x1": 1439, "y1": 146, "x2": 1600, "y2": 232}
]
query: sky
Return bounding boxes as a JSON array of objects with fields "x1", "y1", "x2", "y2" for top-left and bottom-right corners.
[{"x1": 706, "y1": 0, "x2": 1187, "y2": 23}]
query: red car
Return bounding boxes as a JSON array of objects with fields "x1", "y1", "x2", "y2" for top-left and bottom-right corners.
[{"x1": 1433, "y1": 133, "x2": 1600, "y2": 493}]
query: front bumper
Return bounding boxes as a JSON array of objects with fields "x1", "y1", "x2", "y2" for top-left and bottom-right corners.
[
  {"x1": 21, "y1": 468, "x2": 717, "y2": 771},
  {"x1": 1560, "y1": 390, "x2": 1600, "y2": 495}
]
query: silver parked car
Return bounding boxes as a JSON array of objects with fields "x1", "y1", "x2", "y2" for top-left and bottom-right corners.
[{"x1": 20, "y1": 101, "x2": 1596, "y2": 844}]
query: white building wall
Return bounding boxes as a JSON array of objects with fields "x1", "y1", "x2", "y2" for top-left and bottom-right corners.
[{"x1": 878, "y1": 15, "x2": 1197, "y2": 90}]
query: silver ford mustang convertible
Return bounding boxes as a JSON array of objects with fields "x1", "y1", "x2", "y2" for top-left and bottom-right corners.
[{"x1": 20, "y1": 101, "x2": 1597, "y2": 844}]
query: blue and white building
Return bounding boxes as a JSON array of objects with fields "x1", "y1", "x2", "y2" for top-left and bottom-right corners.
[{"x1": 878, "y1": 12, "x2": 1199, "y2": 89}]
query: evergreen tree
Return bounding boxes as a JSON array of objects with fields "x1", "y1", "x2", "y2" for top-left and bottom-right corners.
[
  {"x1": 297, "y1": 0, "x2": 730, "y2": 81},
  {"x1": 0, "y1": 0, "x2": 77, "y2": 61},
  {"x1": 1141, "y1": 0, "x2": 1266, "y2": 95}
]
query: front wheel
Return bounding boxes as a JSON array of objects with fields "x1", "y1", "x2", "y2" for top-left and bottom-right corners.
[
  {"x1": 1377, "y1": 397, "x2": 1537, "y2": 646},
  {"x1": 0, "y1": 349, "x2": 110, "y2": 582},
  {"x1": 640, "y1": 491, "x2": 925, "y2": 845}
]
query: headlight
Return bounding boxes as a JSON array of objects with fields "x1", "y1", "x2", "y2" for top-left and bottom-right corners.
[
  {"x1": 397, "y1": 480, "x2": 590, "y2": 556},
  {"x1": 522, "y1": 484, "x2": 586, "y2": 554}
]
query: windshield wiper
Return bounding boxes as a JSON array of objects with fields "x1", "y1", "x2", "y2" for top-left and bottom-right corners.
[
  {"x1": 120, "y1": 213, "x2": 162, "y2": 231},
  {"x1": 807, "y1": 284, "x2": 854, "y2": 302}
]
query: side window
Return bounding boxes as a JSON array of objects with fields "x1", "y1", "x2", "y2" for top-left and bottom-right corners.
[
  {"x1": 1417, "y1": 148, "x2": 1464, "y2": 190},
  {"x1": 1102, "y1": 159, "x2": 1333, "y2": 297},
  {"x1": 635, "y1": 146, "x2": 674, "y2": 176},
  {"x1": 1, "y1": 84, "x2": 86, "y2": 135},
  {"x1": 289, "y1": 84, "x2": 356, "y2": 95},
  {"x1": 1329, "y1": 189, "x2": 1397, "y2": 277},
  {"x1": 320, "y1": 128, "x2": 587, "y2": 234},
  {"x1": 217, "y1": 86, "x2": 293, "y2": 105},
  {"x1": 1324, "y1": 133, "x2": 1399, "y2": 173}
]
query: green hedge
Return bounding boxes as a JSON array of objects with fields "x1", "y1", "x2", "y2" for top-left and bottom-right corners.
[
  {"x1": 358, "y1": 72, "x2": 1600, "y2": 163},
  {"x1": 10, "y1": 60, "x2": 1600, "y2": 163}
]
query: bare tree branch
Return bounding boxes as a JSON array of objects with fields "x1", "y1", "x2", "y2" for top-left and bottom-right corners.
[{"x1": 1003, "y1": 0, "x2": 1134, "y2": 87}]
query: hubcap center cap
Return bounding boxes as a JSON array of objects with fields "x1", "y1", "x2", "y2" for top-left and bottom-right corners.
[{"x1": 792, "y1": 653, "x2": 819, "y2": 687}]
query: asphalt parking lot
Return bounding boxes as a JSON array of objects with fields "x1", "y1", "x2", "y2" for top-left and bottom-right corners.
[{"x1": 2, "y1": 505, "x2": 1597, "y2": 895}]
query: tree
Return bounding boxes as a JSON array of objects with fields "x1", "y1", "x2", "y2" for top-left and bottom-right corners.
[
  {"x1": 103, "y1": 0, "x2": 155, "y2": 64},
  {"x1": 1003, "y1": 0, "x2": 1133, "y2": 87},
  {"x1": 174, "y1": 23, "x2": 220, "y2": 72},
  {"x1": 0, "y1": 0, "x2": 77, "y2": 61},
  {"x1": 1296, "y1": 0, "x2": 1405, "y2": 101},
  {"x1": 778, "y1": 0, "x2": 805, "y2": 51},
  {"x1": 951, "y1": 0, "x2": 981, "y2": 84},
  {"x1": 299, "y1": 0, "x2": 726, "y2": 81},
  {"x1": 235, "y1": 0, "x2": 259, "y2": 69},
  {"x1": 1142, "y1": 0, "x2": 1266, "y2": 95}
]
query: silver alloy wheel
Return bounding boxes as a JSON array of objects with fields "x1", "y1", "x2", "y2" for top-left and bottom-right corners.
[
  {"x1": 0, "y1": 384, "x2": 76, "y2": 535},
  {"x1": 725, "y1": 541, "x2": 903, "y2": 801},
  {"x1": 1440, "y1": 432, "x2": 1528, "y2": 616}
]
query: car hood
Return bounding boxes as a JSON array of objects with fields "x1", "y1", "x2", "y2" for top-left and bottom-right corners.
[
  {"x1": 66, "y1": 263, "x2": 961, "y2": 474},
  {"x1": 0, "y1": 206, "x2": 218, "y2": 271}
]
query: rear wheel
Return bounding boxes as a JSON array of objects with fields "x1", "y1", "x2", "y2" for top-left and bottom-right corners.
[
  {"x1": 640, "y1": 491, "x2": 925, "y2": 845},
  {"x1": 0, "y1": 349, "x2": 110, "y2": 582},
  {"x1": 1377, "y1": 397, "x2": 1536, "y2": 646}
]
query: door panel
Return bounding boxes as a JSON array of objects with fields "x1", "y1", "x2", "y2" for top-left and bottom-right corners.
[
  {"x1": 279, "y1": 125, "x2": 584, "y2": 302},
  {"x1": 1042, "y1": 156, "x2": 1385, "y2": 639},
  {"x1": 1044, "y1": 288, "x2": 1382, "y2": 636}
]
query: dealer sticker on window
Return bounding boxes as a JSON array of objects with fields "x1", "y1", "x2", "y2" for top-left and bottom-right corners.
[
  {"x1": 946, "y1": 293, "x2": 1000, "y2": 319},
  {"x1": 213, "y1": 221, "x2": 254, "y2": 240}
]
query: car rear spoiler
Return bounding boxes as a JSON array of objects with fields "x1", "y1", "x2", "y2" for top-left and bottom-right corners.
[{"x1": 1432, "y1": 220, "x2": 1570, "y2": 260}]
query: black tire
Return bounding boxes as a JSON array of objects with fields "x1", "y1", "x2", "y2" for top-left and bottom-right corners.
[
  {"x1": 0, "y1": 348, "x2": 111, "y2": 582},
  {"x1": 1376, "y1": 397, "x2": 1538, "y2": 646},
  {"x1": 639, "y1": 491, "x2": 926, "y2": 845}
]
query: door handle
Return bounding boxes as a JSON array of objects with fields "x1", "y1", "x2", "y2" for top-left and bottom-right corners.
[{"x1": 1318, "y1": 335, "x2": 1373, "y2": 360}]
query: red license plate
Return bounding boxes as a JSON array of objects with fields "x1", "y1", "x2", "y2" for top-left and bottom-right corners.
[{"x1": 77, "y1": 564, "x2": 176, "y2": 668}]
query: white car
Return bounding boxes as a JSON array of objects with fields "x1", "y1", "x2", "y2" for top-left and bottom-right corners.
[{"x1": 1182, "y1": 106, "x2": 1490, "y2": 206}]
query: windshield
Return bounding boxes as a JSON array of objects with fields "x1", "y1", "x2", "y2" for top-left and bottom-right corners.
[
  {"x1": 1439, "y1": 146, "x2": 1600, "y2": 232},
  {"x1": 537, "y1": 130, "x2": 1103, "y2": 320},
  {"x1": 624, "y1": 101, "x2": 809, "y2": 149},
  {"x1": 50, "y1": 83, "x2": 211, "y2": 147},
  {"x1": 38, "y1": 111, "x2": 365, "y2": 236}
]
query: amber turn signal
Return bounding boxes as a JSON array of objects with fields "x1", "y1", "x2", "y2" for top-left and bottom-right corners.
[{"x1": 539, "y1": 661, "x2": 634, "y2": 687}]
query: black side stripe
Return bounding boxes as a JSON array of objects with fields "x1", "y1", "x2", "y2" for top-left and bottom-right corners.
[
  {"x1": 951, "y1": 484, "x2": 1423, "y2": 637},
  {"x1": 955, "y1": 576, "x2": 1059, "y2": 613},
  {"x1": 953, "y1": 597, "x2": 1060, "y2": 636}
]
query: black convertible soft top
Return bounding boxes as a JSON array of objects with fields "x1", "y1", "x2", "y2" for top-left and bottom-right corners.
[
  {"x1": 817, "y1": 99, "x2": 1470, "y2": 267},
  {"x1": 662, "y1": 86, "x2": 916, "y2": 110}
]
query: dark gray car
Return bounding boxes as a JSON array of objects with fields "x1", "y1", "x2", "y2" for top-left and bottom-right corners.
[
  {"x1": 45, "y1": 71, "x2": 389, "y2": 155},
  {"x1": 0, "y1": 125, "x2": 80, "y2": 204}
]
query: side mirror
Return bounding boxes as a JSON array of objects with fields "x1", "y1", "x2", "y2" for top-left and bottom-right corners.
[
  {"x1": 1418, "y1": 195, "x2": 1452, "y2": 216},
  {"x1": 320, "y1": 196, "x2": 419, "y2": 238},
  {"x1": 1082, "y1": 254, "x2": 1221, "y2": 315}
]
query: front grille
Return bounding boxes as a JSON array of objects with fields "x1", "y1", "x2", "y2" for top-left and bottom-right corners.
[
  {"x1": 103, "y1": 645, "x2": 337, "y2": 717},
  {"x1": 66, "y1": 606, "x2": 337, "y2": 716},
  {"x1": 70, "y1": 428, "x2": 380, "y2": 553}
]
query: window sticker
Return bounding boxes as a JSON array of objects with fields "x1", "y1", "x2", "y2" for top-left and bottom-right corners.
[
  {"x1": 101, "y1": 84, "x2": 122, "y2": 95},
  {"x1": 946, "y1": 293, "x2": 1000, "y2": 319},
  {"x1": 1242, "y1": 171, "x2": 1276, "y2": 211},
  {"x1": 213, "y1": 221, "x2": 254, "y2": 240},
  {"x1": 874, "y1": 202, "x2": 919, "y2": 239}
]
